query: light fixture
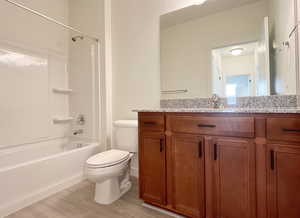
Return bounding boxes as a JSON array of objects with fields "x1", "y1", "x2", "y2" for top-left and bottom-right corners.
[
  {"x1": 194, "y1": 0, "x2": 208, "y2": 5},
  {"x1": 230, "y1": 48, "x2": 244, "y2": 56}
]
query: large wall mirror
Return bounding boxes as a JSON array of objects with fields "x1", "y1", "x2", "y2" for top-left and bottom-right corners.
[{"x1": 160, "y1": 0, "x2": 298, "y2": 99}]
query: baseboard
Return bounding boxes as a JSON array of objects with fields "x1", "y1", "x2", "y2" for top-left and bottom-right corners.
[
  {"x1": 0, "y1": 174, "x2": 85, "y2": 218},
  {"x1": 130, "y1": 166, "x2": 138, "y2": 178},
  {"x1": 142, "y1": 203, "x2": 185, "y2": 218}
]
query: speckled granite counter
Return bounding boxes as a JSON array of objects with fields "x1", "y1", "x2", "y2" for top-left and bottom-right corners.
[
  {"x1": 133, "y1": 108, "x2": 300, "y2": 114},
  {"x1": 160, "y1": 95, "x2": 299, "y2": 109}
]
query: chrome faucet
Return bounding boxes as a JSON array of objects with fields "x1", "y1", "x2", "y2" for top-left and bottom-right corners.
[
  {"x1": 73, "y1": 129, "x2": 84, "y2": 136},
  {"x1": 209, "y1": 94, "x2": 221, "y2": 109}
]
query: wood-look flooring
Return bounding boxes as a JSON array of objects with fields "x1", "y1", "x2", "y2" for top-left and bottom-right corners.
[{"x1": 6, "y1": 179, "x2": 171, "y2": 218}]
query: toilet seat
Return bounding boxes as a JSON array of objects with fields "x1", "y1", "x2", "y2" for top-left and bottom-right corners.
[{"x1": 86, "y1": 149, "x2": 130, "y2": 168}]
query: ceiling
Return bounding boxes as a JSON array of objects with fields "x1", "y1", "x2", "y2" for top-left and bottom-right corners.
[
  {"x1": 213, "y1": 41, "x2": 258, "y2": 57},
  {"x1": 161, "y1": 0, "x2": 263, "y2": 30}
]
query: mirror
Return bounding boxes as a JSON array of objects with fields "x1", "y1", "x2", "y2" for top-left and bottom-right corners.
[{"x1": 160, "y1": 0, "x2": 297, "y2": 99}]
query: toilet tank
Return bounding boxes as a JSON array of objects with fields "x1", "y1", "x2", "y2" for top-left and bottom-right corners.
[{"x1": 113, "y1": 120, "x2": 138, "y2": 152}]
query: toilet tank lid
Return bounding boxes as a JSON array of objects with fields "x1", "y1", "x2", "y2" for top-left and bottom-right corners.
[{"x1": 114, "y1": 120, "x2": 138, "y2": 128}]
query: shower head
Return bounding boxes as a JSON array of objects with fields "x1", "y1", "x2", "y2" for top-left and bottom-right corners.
[{"x1": 71, "y1": 36, "x2": 84, "y2": 42}]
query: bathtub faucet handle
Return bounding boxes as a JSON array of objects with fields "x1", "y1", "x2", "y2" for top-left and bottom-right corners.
[{"x1": 77, "y1": 114, "x2": 85, "y2": 125}]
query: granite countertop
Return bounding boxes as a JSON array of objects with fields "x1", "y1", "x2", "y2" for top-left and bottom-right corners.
[{"x1": 133, "y1": 107, "x2": 300, "y2": 114}]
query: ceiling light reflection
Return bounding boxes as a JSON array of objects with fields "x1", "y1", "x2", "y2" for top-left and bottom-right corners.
[{"x1": 0, "y1": 49, "x2": 47, "y2": 67}]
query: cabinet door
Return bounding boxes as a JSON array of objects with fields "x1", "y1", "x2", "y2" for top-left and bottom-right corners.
[
  {"x1": 212, "y1": 138, "x2": 256, "y2": 218},
  {"x1": 267, "y1": 144, "x2": 300, "y2": 218},
  {"x1": 139, "y1": 132, "x2": 166, "y2": 205},
  {"x1": 171, "y1": 134, "x2": 205, "y2": 218}
]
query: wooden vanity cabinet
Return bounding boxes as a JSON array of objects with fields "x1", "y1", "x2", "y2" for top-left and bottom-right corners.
[
  {"x1": 138, "y1": 113, "x2": 300, "y2": 218},
  {"x1": 266, "y1": 144, "x2": 300, "y2": 218},
  {"x1": 210, "y1": 137, "x2": 256, "y2": 218},
  {"x1": 171, "y1": 134, "x2": 206, "y2": 218},
  {"x1": 139, "y1": 131, "x2": 166, "y2": 205},
  {"x1": 138, "y1": 113, "x2": 167, "y2": 206}
]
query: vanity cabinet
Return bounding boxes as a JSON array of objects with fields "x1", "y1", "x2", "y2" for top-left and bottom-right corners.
[
  {"x1": 171, "y1": 134, "x2": 205, "y2": 218},
  {"x1": 210, "y1": 137, "x2": 256, "y2": 218},
  {"x1": 138, "y1": 112, "x2": 300, "y2": 218},
  {"x1": 139, "y1": 132, "x2": 166, "y2": 205},
  {"x1": 266, "y1": 144, "x2": 300, "y2": 218}
]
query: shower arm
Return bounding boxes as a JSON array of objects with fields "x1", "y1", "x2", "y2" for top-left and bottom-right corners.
[{"x1": 2, "y1": 0, "x2": 99, "y2": 42}]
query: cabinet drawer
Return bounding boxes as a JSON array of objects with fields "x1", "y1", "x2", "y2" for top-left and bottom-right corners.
[
  {"x1": 139, "y1": 114, "x2": 165, "y2": 132},
  {"x1": 169, "y1": 116, "x2": 254, "y2": 138},
  {"x1": 267, "y1": 118, "x2": 300, "y2": 142}
]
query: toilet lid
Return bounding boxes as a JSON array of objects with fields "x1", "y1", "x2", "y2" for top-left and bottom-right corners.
[{"x1": 86, "y1": 149, "x2": 130, "y2": 168}]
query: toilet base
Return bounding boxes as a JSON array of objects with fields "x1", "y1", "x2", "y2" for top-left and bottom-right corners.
[
  {"x1": 94, "y1": 179, "x2": 132, "y2": 205},
  {"x1": 88, "y1": 154, "x2": 134, "y2": 205}
]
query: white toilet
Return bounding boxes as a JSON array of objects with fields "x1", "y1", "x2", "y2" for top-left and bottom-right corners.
[{"x1": 86, "y1": 120, "x2": 138, "y2": 205}]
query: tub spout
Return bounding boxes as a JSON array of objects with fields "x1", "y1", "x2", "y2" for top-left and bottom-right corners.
[{"x1": 73, "y1": 129, "x2": 84, "y2": 136}]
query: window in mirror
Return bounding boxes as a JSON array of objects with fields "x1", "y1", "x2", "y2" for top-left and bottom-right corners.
[
  {"x1": 226, "y1": 75, "x2": 251, "y2": 97},
  {"x1": 212, "y1": 41, "x2": 266, "y2": 97}
]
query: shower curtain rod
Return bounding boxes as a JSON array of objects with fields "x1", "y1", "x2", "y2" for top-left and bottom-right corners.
[{"x1": 3, "y1": 0, "x2": 100, "y2": 42}]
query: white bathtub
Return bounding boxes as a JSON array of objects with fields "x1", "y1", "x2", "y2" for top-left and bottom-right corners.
[{"x1": 0, "y1": 139, "x2": 100, "y2": 217}]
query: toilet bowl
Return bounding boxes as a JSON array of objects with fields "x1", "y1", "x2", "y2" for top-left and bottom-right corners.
[
  {"x1": 86, "y1": 120, "x2": 138, "y2": 205},
  {"x1": 86, "y1": 149, "x2": 134, "y2": 204}
]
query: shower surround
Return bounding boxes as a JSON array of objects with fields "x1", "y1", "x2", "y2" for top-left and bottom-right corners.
[{"x1": 0, "y1": 0, "x2": 102, "y2": 217}]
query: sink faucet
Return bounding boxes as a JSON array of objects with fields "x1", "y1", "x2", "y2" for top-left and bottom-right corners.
[{"x1": 209, "y1": 94, "x2": 221, "y2": 109}]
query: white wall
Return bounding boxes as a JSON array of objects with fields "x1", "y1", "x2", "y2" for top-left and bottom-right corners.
[
  {"x1": 222, "y1": 54, "x2": 255, "y2": 76},
  {"x1": 111, "y1": 0, "x2": 162, "y2": 120},
  {"x1": 12, "y1": 0, "x2": 69, "y2": 23},
  {"x1": 69, "y1": 0, "x2": 105, "y2": 39},
  {"x1": 110, "y1": 0, "x2": 196, "y2": 177},
  {"x1": 110, "y1": 0, "x2": 197, "y2": 120},
  {"x1": 0, "y1": 0, "x2": 69, "y2": 55},
  {"x1": 110, "y1": 0, "x2": 163, "y2": 177},
  {"x1": 160, "y1": 1, "x2": 268, "y2": 99},
  {"x1": 268, "y1": 0, "x2": 297, "y2": 95}
]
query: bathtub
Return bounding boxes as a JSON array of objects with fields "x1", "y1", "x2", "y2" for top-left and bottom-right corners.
[{"x1": 0, "y1": 138, "x2": 100, "y2": 217}]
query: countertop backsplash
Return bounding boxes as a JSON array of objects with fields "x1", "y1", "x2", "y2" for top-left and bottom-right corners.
[{"x1": 160, "y1": 95, "x2": 299, "y2": 109}]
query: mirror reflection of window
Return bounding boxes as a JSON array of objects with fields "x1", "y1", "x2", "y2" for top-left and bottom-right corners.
[
  {"x1": 212, "y1": 41, "x2": 260, "y2": 97},
  {"x1": 226, "y1": 75, "x2": 251, "y2": 97},
  {"x1": 225, "y1": 84, "x2": 237, "y2": 105},
  {"x1": 226, "y1": 84, "x2": 237, "y2": 97}
]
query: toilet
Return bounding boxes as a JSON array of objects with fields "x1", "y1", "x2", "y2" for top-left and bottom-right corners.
[{"x1": 86, "y1": 120, "x2": 138, "y2": 205}]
